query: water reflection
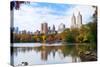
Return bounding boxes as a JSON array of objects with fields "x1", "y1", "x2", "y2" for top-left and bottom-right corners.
[{"x1": 11, "y1": 43, "x2": 97, "y2": 66}]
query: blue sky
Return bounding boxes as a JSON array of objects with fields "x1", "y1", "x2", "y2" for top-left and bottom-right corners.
[
  {"x1": 27, "y1": 2, "x2": 74, "y2": 16},
  {"x1": 14, "y1": 2, "x2": 95, "y2": 32}
]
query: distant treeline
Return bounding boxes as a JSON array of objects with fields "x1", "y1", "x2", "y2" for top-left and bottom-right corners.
[{"x1": 11, "y1": 21, "x2": 97, "y2": 43}]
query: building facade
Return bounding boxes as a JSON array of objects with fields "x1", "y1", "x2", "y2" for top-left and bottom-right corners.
[
  {"x1": 41, "y1": 22, "x2": 48, "y2": 34},
  {"x1": 77, "y1": 12, "x2": 82, "y2": 28},
  {"x1": 58, "y1": 23, "x2": 65, "y2": 33},
  {"x1": 71, "y1": 12, "x2": 82, "y2": 29},
  {"x1": 71, "y1": 14, "x2": 76, "y2": 29}
]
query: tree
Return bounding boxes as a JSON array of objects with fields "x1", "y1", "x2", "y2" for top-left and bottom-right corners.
[{"x1": 65, "y1": 31, "x2": 75, "y2": 43}]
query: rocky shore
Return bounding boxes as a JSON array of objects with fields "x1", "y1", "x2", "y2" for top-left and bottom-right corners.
[{"x1": 79, "y1": 51, "x2": 97, "y2": 61}]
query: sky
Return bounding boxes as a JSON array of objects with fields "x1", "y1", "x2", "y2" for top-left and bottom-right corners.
[{"x1": 13, "y1": 2, "x2": 96, "y2": 32}]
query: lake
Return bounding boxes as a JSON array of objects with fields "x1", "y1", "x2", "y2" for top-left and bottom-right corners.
[{"x1": 11, "y1": 43, "x2": 96, "y2": 66}]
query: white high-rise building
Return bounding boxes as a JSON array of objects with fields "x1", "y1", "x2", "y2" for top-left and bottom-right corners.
[
  {"x1": 58, "y1": 23, "x2": 65, "y2": 33},
  {"x1": 71, "y1": 12, "x2": 82, "y2": 29},
  {"x1": 77, "y1": 12, "x2": 82, "y2": 28},
  {"x1": 71, "y1": 14, "x2": 76, "y2": 29}
]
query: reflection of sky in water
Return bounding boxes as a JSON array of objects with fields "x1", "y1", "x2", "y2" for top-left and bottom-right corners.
[
  {"x1": 12, "y1": 43, "x2": 63, "y2": 47},
  {"x1": 12, "y1": 43, "x2": 82, "y2": 66}
]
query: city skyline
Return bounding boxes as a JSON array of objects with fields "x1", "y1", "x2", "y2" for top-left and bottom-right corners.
[
  {"x1": 12, "y1": 22, "x2": 65, "y2": 34},
  {"x1": 13, "y1": 2, "x2": 95, "y2": 32}
]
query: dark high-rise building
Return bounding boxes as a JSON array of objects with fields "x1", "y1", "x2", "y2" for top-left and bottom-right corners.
[
  {"x1": 48, "y1": 26, "x2": 51, "y2": 34},
  {"x1": 52, "y1": 25, "x2": 55, "y2": 32},
  {"x1": 41, "y1": 22, "x2": 48, "y2": 34},
  {"x1": 41, "y1": 23, "x2": 43, "y2": 33}
]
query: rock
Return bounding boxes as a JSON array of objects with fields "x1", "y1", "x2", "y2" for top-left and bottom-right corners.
[
  {"x1": 79, "y1": 51, "x2": 97, "y2": 61},
  {"x1": 84, "y1": 51, "x2": 91, "y2": 55},
  {"x1": 90, "y1": 52, "x2": 96, "y2": 56}
]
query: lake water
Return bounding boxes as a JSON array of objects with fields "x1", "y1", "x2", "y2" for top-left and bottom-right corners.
[{"x1": 11, "y1": 43, "x2": 96, "y2": 66}]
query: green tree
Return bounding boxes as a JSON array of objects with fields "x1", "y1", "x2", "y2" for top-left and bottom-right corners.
[{"x1": 65, "y1": 31, "x2": 75, "y2": 43}]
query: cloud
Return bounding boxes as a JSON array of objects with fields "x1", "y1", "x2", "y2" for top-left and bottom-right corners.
[{"x1": 14, "y1": 3, "x2": 95, "y2": 33}]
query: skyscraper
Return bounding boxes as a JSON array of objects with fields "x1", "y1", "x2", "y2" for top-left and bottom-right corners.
[
  {"x1": 41, "y1": 22, "x2": 48, "y2": 34},
  {"x1": 48, "y1": 26, "x2": 51, "y2": 34},
  {"x1": 71, "y1": 12, "x2": 82, "y2": 29},
  {"x1": 77, "y1": 12, "x2": 82, "y2": 28},
  {"x1": 52, "y1": 25, "x2": 55, "y2": 32},
  {"x1": 71, "y1": 14, "x2": 76, "y2": 29},
  {"x1": 58, "y1": 23, "x2": 65, "y2": 33}
]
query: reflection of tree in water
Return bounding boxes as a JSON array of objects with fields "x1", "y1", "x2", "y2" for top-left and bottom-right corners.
[
  {"x1": 34, "y1": 46, "x2": 57, "y2": 61},
  {"x1": 77, "y1": 43, "x2": 97, "y2": 61},
  {"x1": 12, "y1": 47, "x2": 33, "y2": 56},
  {"x1": 60, "y1": 44, "x2": 79, "y2": 62},
  {"x1": 11, "y1": 45, "x2": 78, "y2": 61},
  {"x1": 33, "y1": 45, "x2": 80, "y2": 62},
  {"x1": 11, "y1": 43, "x2": 97, "y2": 62}
]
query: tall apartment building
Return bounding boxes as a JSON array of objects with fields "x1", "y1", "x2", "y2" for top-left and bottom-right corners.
[
  {"x1": 41, "y1": 22, "x2": 48, "y2": 34},
  {"x1": 58, "y1": 23, "x2": 65, "y2": 33},
  {"x1": 71, "y1": 12, "x2": 82, "y2": 29}
]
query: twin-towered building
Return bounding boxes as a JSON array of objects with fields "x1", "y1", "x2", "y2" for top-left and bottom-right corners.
[
  {"x1": 41, "y1": 12, "x2": 82, "y2": 34},
  {"x1": 71, "y1": 12, "x2": 82, "y2": 29},
  {"x1": 40, "y1": 12, "x2": 82, "y2": 34}
]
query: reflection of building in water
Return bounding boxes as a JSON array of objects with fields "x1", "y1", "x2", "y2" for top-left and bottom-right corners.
[
  {"x1": 13, "y1": 47, "x2": 33, "y2": 56},
  {"x1": 40, "y1": 46, "x2": 68, "y2": 61},
  {"x1": 72, "y1": 56, "x2": 81, "y2": 62},
  {"x1": 52, "y1": 49, "x2": 56, "y2": 58},
  {"x1": 41, "y1": 49, "x2": 48, "y2": 61},
  {"x1": 58, "y1": 49, "x2": 64, "y2": 59}
]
